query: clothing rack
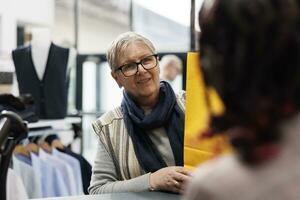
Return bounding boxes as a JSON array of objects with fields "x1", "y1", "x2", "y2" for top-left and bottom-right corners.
[
  {"x1": 28, "y1": 117, "x2": 81, "y2": 136},
  {"x1": 0, "y1": 114, "x2": 82, "y2": 200},
  {"x1": 0, "y1": 110, "x2": 28, "y2": 200},
  {"x1": 27, "y1": 117, "x2": 82, "y2": 151}
]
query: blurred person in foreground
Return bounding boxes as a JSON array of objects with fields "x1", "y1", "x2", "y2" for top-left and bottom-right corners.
[
  {"x1": 184, "y1": 0, "x2": 300, "y2": 199},
  {"x1": 89, "y1": 32, "x2": 190, "y2": 194}
]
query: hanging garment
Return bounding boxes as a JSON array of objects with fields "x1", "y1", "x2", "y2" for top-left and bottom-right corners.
[
  {"x1": 6, "y1": 168, "x2": 28, "y2": 200},
  {"x1": 57, "y1": 147, "x2": 92, "y2": 194},
  {"x1": 52, "y1": 148, "x2": 83, "y2": 195},
  {"x1": 39, "y1": 149, "x2": 77, "y2": 195},
  {"x1": 12, "y1": 155, "x2": 42, "y2": 198},
  {"x1": 12, "y1": 43, "x2": 70, "y2": 119},
  {"x1": 31, "y1": 152, "x2": 69, "y2": 197},
  {"x1": 45, "y1": 134, "x2": 92, "y2": 194},
  {"x1": 14, "y1": 154, "x2": 31, "y2": 165}
]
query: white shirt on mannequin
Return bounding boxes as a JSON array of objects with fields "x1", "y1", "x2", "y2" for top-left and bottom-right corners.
[{"x1": 31, "y1": 28, "x2": 51, "y2": 80}]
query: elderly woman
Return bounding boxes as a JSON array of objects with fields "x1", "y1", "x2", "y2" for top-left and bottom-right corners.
[
  {"x1": 184, "y1": 0, "x2": 300, "y2": 199},
  {"x1": 89, "y1": 32, "x2": 190, "y2": 194}
]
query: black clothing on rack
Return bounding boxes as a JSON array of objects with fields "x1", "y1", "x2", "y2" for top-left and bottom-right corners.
[{"x1": 0, "y1": 94, "x2": 38, "y2": 122}]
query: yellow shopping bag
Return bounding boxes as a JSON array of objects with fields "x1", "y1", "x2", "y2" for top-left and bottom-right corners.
[{"x1": 184, "y1": 52, "x2": 232, "y2": 170}]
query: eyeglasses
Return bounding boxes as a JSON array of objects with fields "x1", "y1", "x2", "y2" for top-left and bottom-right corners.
[{"x1": 115, "y1": 54, "x2": 158, "y2": 77}]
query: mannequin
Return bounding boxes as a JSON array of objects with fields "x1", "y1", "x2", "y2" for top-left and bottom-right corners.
[
  {"x1": 12, "y1": 28, "x2": 76, "y2": 119},
  {"x1": 31, "y1": 28, "x2": 52, "y2": 80},
  {"x1": 30, "y1": 28, "x2": 76, "y2": 80}
]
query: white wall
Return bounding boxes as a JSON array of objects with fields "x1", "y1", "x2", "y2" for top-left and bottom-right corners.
[
  {"x1": 0, "y1": 0, "x2": 130, "y2": 57},
  {"x1": 0, "y1": 13, "x2": 16, "y2": 57},
  {"x1": 52, "y1": 1, "x2": 75, "y2": 47},
  {"x1": 78, "y1": 16, "x2": 129, "y2": 54},
  {"x1": 0, "y1": 0, "x2": 54, "y2": 76},
  {"x1": 53, "y1": 0, "x2": 129, "y2": 54},
  {"x1": 14, "y1": 0, "x2": 54, "y2": 26},
  {"x1": 0, "y1": 0, "x2": 54, "y2": 59}
]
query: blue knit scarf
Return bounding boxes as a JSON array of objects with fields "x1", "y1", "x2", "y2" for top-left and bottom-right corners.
[{"x1": 121, "y1": 81, "x2": 184, "y2": 173}]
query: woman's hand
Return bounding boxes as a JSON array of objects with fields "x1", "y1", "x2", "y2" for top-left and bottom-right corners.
[{"x1": 149, "y1": 166, "x2": 191, "y2": 194}]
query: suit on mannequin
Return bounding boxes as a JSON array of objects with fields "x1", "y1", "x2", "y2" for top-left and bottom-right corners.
[{"x1": 12, "y1": 28, "x2": 76, "y2": 119}]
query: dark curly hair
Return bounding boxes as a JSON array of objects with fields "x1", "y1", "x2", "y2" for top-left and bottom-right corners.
[{"x1": 199, "y1": 0, "x2": 300, "y2": 164}]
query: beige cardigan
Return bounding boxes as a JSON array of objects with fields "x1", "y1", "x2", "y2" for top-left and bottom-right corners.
[
  {"x1": 92, "y1": 91, "x2": 185, "y2": 179},
  {"x1": 89, "y1": 91, "x2": 185, "y2": 193}
]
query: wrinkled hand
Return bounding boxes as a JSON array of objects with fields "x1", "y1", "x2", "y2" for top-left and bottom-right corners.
[{"x1": 150, "y1": 166, "x2": 191, "y2": 194}]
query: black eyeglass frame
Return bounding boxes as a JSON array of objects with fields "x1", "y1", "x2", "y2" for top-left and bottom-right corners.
[{"x1": 114, "y1": 54, "x2": 159, "y2": 77}]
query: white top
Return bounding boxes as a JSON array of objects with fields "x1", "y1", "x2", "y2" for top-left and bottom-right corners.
[
  {"x1": 52, "y1": 148, "x2": 84, "y2": 195},
  {"x1": 31, "y1": 28, "x2": 52, "y2": 80},
  {"x1": 12, "y1": 155, "x2": 42, "y2": 198},
  {"x1": 6, "y1": 168, "x2": 28, "y2": 200},
  {"x1": 39, "y1": 149, "x2": 77, "y2": 196}
]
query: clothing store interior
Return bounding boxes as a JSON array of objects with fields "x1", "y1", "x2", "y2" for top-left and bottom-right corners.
[{"x1": 2, "y1": 0, "x2": 300, "y2": 200}]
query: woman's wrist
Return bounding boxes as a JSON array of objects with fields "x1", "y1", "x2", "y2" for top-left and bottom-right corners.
[{"x1": 149, "y1": 172, "x2": 156, "y2": 191}]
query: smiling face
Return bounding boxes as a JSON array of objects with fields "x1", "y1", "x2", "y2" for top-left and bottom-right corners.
[{"x1": 111, "y1": 41, "x2": 160, "y2": 104}]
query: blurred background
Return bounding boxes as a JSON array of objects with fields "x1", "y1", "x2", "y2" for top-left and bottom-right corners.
[{"x1": 0, "y1": 0, "x2": 204, "y2": 164}]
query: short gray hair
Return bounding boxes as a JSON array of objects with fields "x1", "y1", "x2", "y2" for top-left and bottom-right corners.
[
  {"x1": 106, "y1": 32, "x2": 156, "y2": 71},
  {"x1": 160, "y1": 54, "x2": 183, "y2": 71}
]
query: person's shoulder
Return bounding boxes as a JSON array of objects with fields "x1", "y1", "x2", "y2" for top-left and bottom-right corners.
[
  {"x1": 188, "y1": 154, "x2": 253, "y2": 199},
  {"x1": 193, "y1": 154, "x2": 237, "y2": 180},
  {"x1": 191, "y1": 155, "x2": 240, "y2": 188},
  {"x1": 184, "y1": 155, "x2": 239, "y2": 200},
  {"x1": 92, "y1": 106, "x2": 123, "y2": 135}
]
